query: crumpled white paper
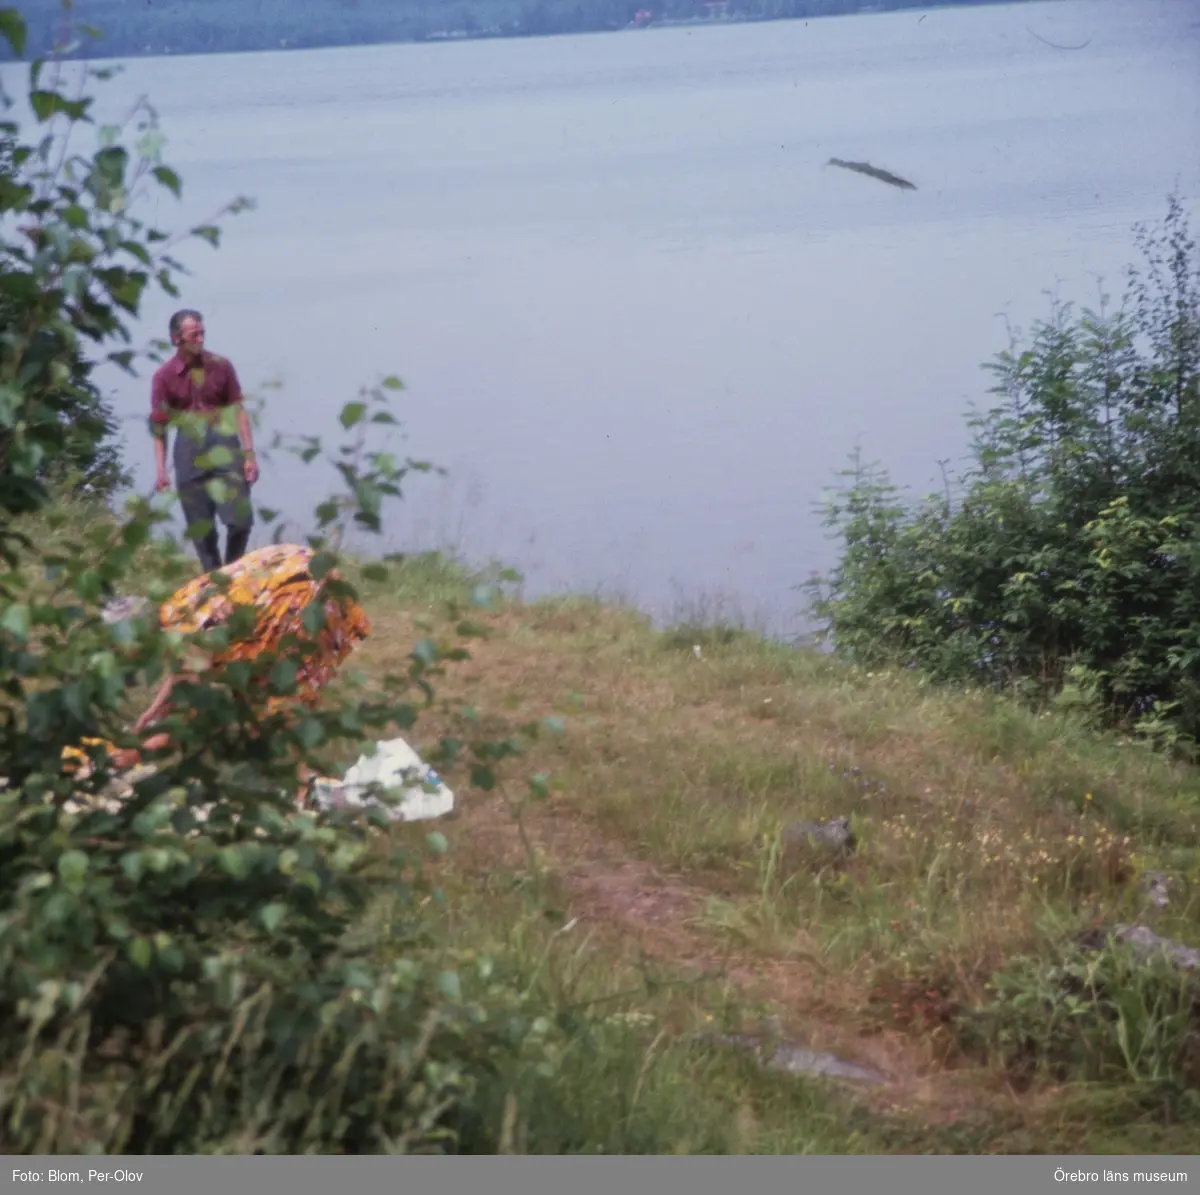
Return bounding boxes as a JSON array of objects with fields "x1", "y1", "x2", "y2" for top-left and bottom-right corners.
[{"x1": 312, "y1": 737, "x2": 455, "y2": 823}]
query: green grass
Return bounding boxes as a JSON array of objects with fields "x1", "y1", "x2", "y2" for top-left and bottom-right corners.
[
  {"x1": 15, "y1": 498, "x2": 1200, "y2": 1152},
  {"x1": 343, "y1": 550, "x2": 1200, "y2": 1152}
]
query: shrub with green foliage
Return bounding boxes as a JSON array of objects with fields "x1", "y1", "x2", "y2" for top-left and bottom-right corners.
[
  {"x1": 963, "y1": 939, "x2": 1199, "y2": 1099},
  {"x1": 809, "y1": 195, "x2": 1200, "y2": 753},
  {"x1": 0, "y1": 53, "x2": 179, "y2": 519},
  {"x1": 0, "y1": 124, "x2": 128, "y2": 498},
  {"x1": 0, "y1": 7, "x2": 569, "y2": 1152}
]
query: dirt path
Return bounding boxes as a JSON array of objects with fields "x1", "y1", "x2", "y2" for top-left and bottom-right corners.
[
  {"x1": 363, "y1": 599, "x2": 1047, "y2": 1131},
  {"x1": 446, "y1": 793, "x2": 996, "y2": 1125}
]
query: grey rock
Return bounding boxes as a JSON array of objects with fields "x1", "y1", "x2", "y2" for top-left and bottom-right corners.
[
  {"x1": 700, "y1": 1032, "x2": 887, "y2": 1085},
  {"x1": 780, "y1": 816, "x2": 856, "y2": 854},
  {"x1": 827, "y1": 762, "x2": 887, "y2": 796},
  {"x1": 1111, "y1": 925, "x2": 1200, "y2": 972},
  {"x1": 1138, "y1": 870, "x2": 1173, "y2": 909}
]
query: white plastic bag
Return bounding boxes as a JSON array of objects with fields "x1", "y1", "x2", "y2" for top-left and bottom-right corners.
[{"x1": 312, "y1": 737, "x2": 454, "y2": 823}]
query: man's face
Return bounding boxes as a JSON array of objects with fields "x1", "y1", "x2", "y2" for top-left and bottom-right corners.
[{"x1": 175, "y1": 317, "x2": 205, "y2": 357}]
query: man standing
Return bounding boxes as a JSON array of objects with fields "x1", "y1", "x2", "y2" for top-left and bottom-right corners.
[{"x1": 150, "y1": 309, "x2": 259, "y2": 572}]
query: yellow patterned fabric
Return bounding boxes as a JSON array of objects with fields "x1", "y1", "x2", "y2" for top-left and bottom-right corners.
[
  {"x1": 62, "y1": 545, "x2": 370, "y2": 774},
  {"x1": 61, "y1": 737, "x2": 113, "y2": 775},
  {"x1": 159, "y1": 543, "x2": 371, "y2": 703}
]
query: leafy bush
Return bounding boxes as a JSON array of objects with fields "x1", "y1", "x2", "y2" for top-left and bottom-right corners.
[
  {"x1": 0, "y1": 6, "x2": 568, "y2": 1152},
  {"x1": 809, "y1": 195, "x2": 1200, "y2": 752},
  {"x1": 963, "y1": 940, "x2": 1200, "y2": 1096},
  {"x1": 0, "y1": 124, "x2": 128, "y2": 497}
]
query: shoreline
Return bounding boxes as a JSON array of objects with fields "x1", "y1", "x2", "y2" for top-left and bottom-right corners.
[{"x1": 3, "y1": 0, "x2": 1037, "y2": 64}]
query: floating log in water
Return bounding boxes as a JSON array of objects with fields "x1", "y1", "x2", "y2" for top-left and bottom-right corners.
[
  {"x1": 826, "y1": 157, "x2": 917, "y2": 192},
  {"x1": 1026, "y1": 26, "x2": 1092, "y2": 51}
]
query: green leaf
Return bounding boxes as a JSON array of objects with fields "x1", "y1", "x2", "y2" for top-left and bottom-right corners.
[
  {"x1": 62, "y1": 202, "x2": 89, "y2": 229},
  {"x1": 61, "y1": 264, "x2": 88, "y2": 300},
  {"x1": 426, "y1": 831, "x2": 448, "y2": 855},
  {"x1": 218, "y1": 845, "x2": 252, "y2": 880},
  {"x1": 300, "y1": 600, "x2": 326, "y2": 635},
  {"x1": 295, "y1": 716, "x2": 324, "y2": 749},
  {"x1": 136, "y1": 130, "x2": 166, "y2": 161},
  {"x1": 529, "y1": 773, "x2": 551, "y2": 801},
  {"x1": 381, "y1": 375, "x2": 405, "y2": 391},
  {"x1": 146, "y1": 848, "x2": 172, "y2": 874},
  {"x1": 152, "y1": 165, "x2": 182, "y2": 197},
  {"x1": 0, "y1": 9, "x2": 27, "y2": 55},
  {"x1": 120, "y1": 852, "x2": 145, "y2": 883},
  {"x1": 192, "y1": 224, "x2": 220, "y2": 247},
  {"x1": 128, "y1": 938, "x2": 152, "y2": 970},
  {"x1": 0, "y1": 602, "x2": 31, "y2": 640},
  {"x1": 94, "y1": 145, "x2": 129, "y2": 186},
  {"x1": 57, "y1": 850, "x2": 89, "y2": 887},
  {"x1": 270, "y1": 657, "x2": 299, "y2": 694},
  {"x1": 259, "y1": 902, "x2": 287, "y2": 933},
  {"x1": 342, "y1": 961, "x2": 374, "y2": 990},
  {"x1": 339, "y1": 401, "x2": 367, "y2": 429},
  {"x1": 62, "y1": 682, "x2": 89, "y2": 722},
  {"x1": 412, "y1": 638, "x2": 438, "y2": 667},
  {"x1": 120, "y1": 239, "x2": 152, "y2": 266},
  {"x1": 309, "y1": 550, "x2": 337, "y2": 581},
  {"x1": 436, "y1": 970, "x2": 462, "y2": 1001},
  {"x1": 158, "y1": 944, "x2": 185, "y2": 974},
  {"x1": 198, "y1": 445, "x2": 234, "y2": 471},
  {"x1": 29, "y1": 89, "x2": 90, "y2": 123}
]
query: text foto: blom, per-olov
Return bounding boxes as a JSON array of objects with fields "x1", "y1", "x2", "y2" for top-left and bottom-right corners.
[{"x1": 11, "y1": 1173, "x2": 143, "y2": 1185}]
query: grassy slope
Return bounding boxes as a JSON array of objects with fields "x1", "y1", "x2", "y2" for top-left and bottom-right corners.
[
  {"x1": 335, "y1": 551, "x2": 1200, "y2": 1154},
  {"x1": 14, "y1": 500, "x2": 1197, "y2": 1152}
]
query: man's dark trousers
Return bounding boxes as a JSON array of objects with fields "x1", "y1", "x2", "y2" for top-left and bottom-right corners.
[{"x1": 174, "y1": 425, "x2": 253, "y2": 572}]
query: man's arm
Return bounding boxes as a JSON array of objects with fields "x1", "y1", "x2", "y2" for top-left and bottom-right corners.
[
  {"x1": 149, "y1": 369, "x2": 172, "y2": 491},
  {"x1": 224, "y1": 359, "x2": 259, "y2": 484},
  {"x1": 236, "y1": 405, "x2": 255, "y2": 459}
]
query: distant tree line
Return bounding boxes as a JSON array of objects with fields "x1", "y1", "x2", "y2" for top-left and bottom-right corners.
[{"x1": 5, "y1": 0, "x2": 1029, "y2": 59}]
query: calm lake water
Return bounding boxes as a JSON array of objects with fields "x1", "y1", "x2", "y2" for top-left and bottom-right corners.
[{"x1": 29, "y1": 0, "x2": 1200, "y2": 633}]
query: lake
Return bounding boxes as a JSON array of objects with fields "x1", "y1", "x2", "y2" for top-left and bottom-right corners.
[{"x1": 27, "y1": 0, "x2": 1200, "y2": 634}]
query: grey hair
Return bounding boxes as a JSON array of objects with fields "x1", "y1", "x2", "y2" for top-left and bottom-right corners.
[
  {"x1": 168, "y1": 308, "x2": 203, "y2": 342},
  {"x1": 101, "y1": 595, "x2": 154, "y2": 626}
]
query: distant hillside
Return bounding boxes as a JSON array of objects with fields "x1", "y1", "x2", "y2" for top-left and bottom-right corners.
[{"x1": 5, "y1": 0, "x2": 1035, "y2": 60}]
